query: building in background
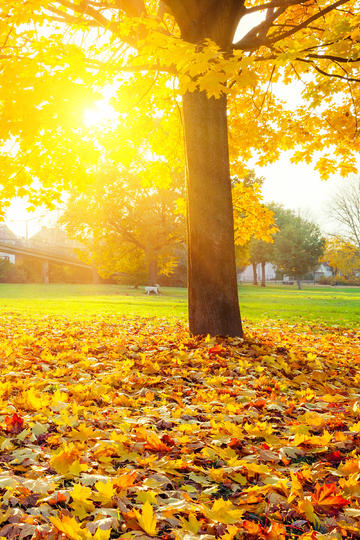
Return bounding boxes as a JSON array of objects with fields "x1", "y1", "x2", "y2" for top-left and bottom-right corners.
[
  {"x1": 238, "y1": 263, "x2": 276, "y2": 283},
  {"x1": 0, "y1": 225, "x2": 17, "y2": 263}
]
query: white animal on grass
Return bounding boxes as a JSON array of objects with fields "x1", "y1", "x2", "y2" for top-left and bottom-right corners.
[{"x1": 145, "y1": 284, "x2": 160, "y2": 295}]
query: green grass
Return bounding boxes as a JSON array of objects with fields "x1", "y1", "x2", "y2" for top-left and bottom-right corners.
[
  {"x1": 238, "y1": 284, "x2": 360, "y2": 326},
  {"x1": 0, "y1": 283, "x2": 358, "y2": 326}
]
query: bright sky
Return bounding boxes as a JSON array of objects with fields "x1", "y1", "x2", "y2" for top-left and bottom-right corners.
[{"x1": 259, "y1": 158, "x2": 349, "y2": 233}]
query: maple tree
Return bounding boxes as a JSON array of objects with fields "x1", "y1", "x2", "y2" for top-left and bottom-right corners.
[
  {"x1": 233, "y1": 175, "x2": 278, "y2": 249},
  {"x1": 61, "y1": 166, "x2": 185, "y2": 284},
  {"x1": 62, "y1": 168, "x2": 276, "y2": 285},
  {"x1": 321, "y1": 237, "x2": 360, "y2": 278},
  {"x1": 233, "y1": 174, "x2": 278, "y2": 286},
  {"x1": 2, "y1": 0, "x2": 360, "y2": 335}
]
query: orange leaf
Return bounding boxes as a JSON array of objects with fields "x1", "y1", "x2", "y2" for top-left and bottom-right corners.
[
  {"x1": 209, "y1": 344, "x2": 223, "y2": 355},
  {"x1": 312, "y1": 483, "x2": 349, "y2": 509},
  {"x1": 48, "y1": 492, "x2": 68, "y2": 506},
  {"x1": 144, "y1": 432, "x2": 172, "y2": 452},
  {"x1": 243, "y1": 520, "x2": 263, "y2": 535}
]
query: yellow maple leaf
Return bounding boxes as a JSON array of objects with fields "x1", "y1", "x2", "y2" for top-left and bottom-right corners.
[
  {"x1": 351, "y1": 27, "x2": 360, "y2": 41},
  {"x1": 51, "y1": 514, "x2": 110, "y2": 540},
  {"x1": 209, "y1": 468, "x2": 225, "y2": 483},
  {"x1": 20, "y1": 387, "x2": 50, "y2": 411},
  {"x1": 293, "y1": 430, "x2": 332, "y2": 447},
  {"x1": 229, "y1": 472, "x2": 247, "y2": 485},
  {"x1": 349, "y1": 421, "x2": 360, "y2": 432},
  {"x1": 50, "y1": 514, "x2": 90, "y2": 540},
  {"x1": 134, "y1": 500, "x2": 157, "y2": 536},
  {"x1": 288, "y1": 472, "x2": 303, "y2": 504},
  {"x1": 136, "y1": 490, "x2": 158, "y2": 505},
  {"x1": 219, "y1": 525, "x2": 239, "y2": 539},
  {"x1": 70, "y1": 483, "x2": 95, "y2": 519},
  {"x1": 50, "y1": 443, "x2": 84, "y2": 475},
  {"x1": 70, "y1": 423, "x2": 96, "y2": 441},
  {"x1": 339, "y1": 474, "x2": 360, "y2": 497},
  {"x1": 203, "y1": 498, "x2": 244, "y2": 524},
  {"x1": 298, "y1": 499, "x2": 321, "y2": 527},
  {"x1": 92, "y1": 530, "x2": 111, "y2": 540},
  {"x1": 69, "y1": 460, "x2": 89, "y2": 476},
  {"x1": 338, "y1": 459, "x2": 360, "y2": 476},
  {"x1": 244, "y1": 421, "x2": 273, "y2": 437},
  {"x1": 180, "y1": 513, "x2": 202, "y2": 534},
  {"x1": 94, "y1": 480, "x2": 115, "y2": 506}
]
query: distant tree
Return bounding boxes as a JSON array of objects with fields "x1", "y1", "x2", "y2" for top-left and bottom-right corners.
[
  {"x1": 271, "y1": 206, "x2": 325, "y2": 290},
  {"x1": 321, "y1": 237, "x2": 360, "y2": 278},
  {"x1": 233, "y1": 175, "x2": 278, "y2": 287},
  {"x1": 233, "y1": 174, "x2": 277, "y2": 248},
  {"x1": 62, "y1": 168, "x2": 185, "y2": 286},
  {"x1": 0, "y1": 260, "x2": 27, "y2": 283},
  {"x1": 249, "y1": 239, "x2": 275, "y2": 287},
  {"x1": 233, "y1": 173, "x2": 277, "y2": 287},
  {"x1": 329, "y1": 176, "x2": 360, "y2": 248},
  {"x1": 235, "y1": 244, "x2": 250, "y2": 274}
]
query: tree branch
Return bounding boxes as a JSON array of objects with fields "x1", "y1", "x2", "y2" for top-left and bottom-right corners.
[
  {"x1": 234, "y1": 3, "x2": 289, "y2": 50},
  {"x1": 244, "y1": 0, "x2": 309, "y2": 14},
  {"x1": 46, "y1": 5, "x2": 100, "y2": 27},
  {"x1": 54, "y1": 0, "x2": 116, "y2": 31},
  {"x1": 299, "y1": 58, "x2": 360, "y2": 83},
  {"x1": 267, "y1": 0, "x2": 350, "y2": 44},
  {"x1": 307, "y1": 52, "x2": 360, "y2": 63}
]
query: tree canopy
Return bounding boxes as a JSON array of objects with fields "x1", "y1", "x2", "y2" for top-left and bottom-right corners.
[
  {"x1": 321, "y1": 236, "x2": 360, "y2": 278},
  {"x1": 62, "y1": 166, "x2": 185, "y2": 285},
  {"x1": 3, "y1": 1, "x2": 360, "y2": 190}
]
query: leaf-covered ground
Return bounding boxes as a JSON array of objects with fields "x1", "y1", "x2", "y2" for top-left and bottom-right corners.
[{"x1": 0, "y1": 314, "x2": 359, "y2": 539}]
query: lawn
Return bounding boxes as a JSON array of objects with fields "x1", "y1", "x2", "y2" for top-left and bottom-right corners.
[{"x1": 0, "y1": 283, "x2": 358, "y2": 326}]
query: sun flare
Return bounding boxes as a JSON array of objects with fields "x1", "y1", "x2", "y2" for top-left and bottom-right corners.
[{"x1": 83, "y1": 100, "x2": 117, "y2": 128}]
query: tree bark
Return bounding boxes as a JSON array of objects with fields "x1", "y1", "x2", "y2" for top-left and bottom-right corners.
[
  {"x1": 261, "y1": 261, "x2": 266, "y2": 287},
  {"x1": 42, "y1": 260, "x2": 49, "y2": 284},
  {"x1": 182, "y1": 91, "x2": 242, "y2": 337},
  {"x1": 92, "y1": 266, "x2": 100, "y2": 284},
  {"x1": 252, "y1": 262, "x2": 258, "y2": 286},
  {"x1": 296, "y1": 278, "x2": 302, "y2": 290}
]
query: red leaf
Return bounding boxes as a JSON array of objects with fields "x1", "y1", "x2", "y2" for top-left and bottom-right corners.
[
  {"x1": 208, "y1": 344, "x2": 223, "y2": 355},
  {"x1": 161, "y1": 434, "x2": 175, "y2": 447},
  {"x1": 4, "y1": 413, "x2": 24, "y2": 434}
]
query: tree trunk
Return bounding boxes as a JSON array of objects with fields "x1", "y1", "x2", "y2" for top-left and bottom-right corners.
[
  {"x1": 252, "y1": 262, "x2": 258, "y2": 286},
  {"x1": 182, "y1": 91, "x2": 242, "y2": 337},
  {"x1": 261, "y1": 261, "x2": 266, "y2": 287},
  {"x1": 296, "y1": 279, "x2": 302, "y2": 290},
  {"x1": 91, "y1": 266, "x2": 100, "y2": 284},
  {"x1": 148, "y1": 254, "x2": 158, "y2": 285},
  {"x1": 42, "y1": 260, "x2": 49, "y2": 284}
]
